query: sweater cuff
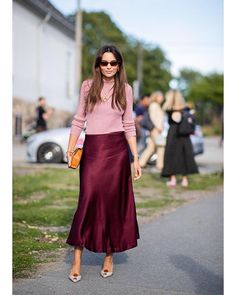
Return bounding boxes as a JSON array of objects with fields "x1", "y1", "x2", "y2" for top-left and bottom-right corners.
[{"x1": 125, "y1": 130, "x2": 136, "y2": 140}]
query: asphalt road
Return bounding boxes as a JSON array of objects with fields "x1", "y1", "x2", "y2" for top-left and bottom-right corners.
[{"x1": 13, "y1": 191, "x2": 223, "y2": 295}]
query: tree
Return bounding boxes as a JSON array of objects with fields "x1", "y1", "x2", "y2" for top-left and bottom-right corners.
[
  {"x1": 68, "y1": 11, "x2": 172, "y2": 97},
  {"x1": 142, "y1": 46, "x2": 172, "y2": 94},
  {"x1": 177, "y1": 68, "x2": 203, "y2": 97}
]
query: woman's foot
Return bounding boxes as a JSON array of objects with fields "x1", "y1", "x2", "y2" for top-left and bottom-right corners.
[
  {"x1": 68, "y1": 246, "x2": 83, "y2": 283},
  {"x1": 166, "y1": 179, "x2": 176, "y2": 187},
  {"x1": 68, "y1": 264, "x2": 81, "y2": 283},
  {"x1": 100, "y1": 254, "x2": 113, "y2": 278},
  {"x1": 166, "y1": 176, "x2": 177, "y2": 187},
  {"x1": 181, "y1": 178, "x2": 189, "y2": 187}
]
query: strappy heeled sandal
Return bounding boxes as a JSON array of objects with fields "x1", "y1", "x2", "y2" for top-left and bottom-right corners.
[
  {"x1": 68, "y1": 273, "x2": 82, "y2": 283},
  {"x1": 100, "y1": 262, "x2": 113, "y2": 278}
]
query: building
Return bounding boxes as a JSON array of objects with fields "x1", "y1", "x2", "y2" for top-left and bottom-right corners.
[{"x1": 13, "y1": 0, "x2": 78, "y2": 136}]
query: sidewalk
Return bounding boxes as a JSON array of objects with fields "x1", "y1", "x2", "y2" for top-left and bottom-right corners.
[{"x1": 13, "y1": 190, "x2": 223, "y2": 295}]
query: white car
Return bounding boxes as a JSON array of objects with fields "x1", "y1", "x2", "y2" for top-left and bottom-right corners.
[
  {"x1": 26, "y1": 126, "x2": 203, "y2": 164},
  {"x1": 26, "y1": 128, "x2": 85, "y2": 163}
]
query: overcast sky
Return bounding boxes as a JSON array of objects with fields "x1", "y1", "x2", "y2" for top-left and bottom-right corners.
[{"x1": 50, "y1": 0, "x2": 223, "y2": 76}]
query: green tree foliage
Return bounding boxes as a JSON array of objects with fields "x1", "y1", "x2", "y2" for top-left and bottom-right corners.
[
  {"x1": 177, "y1": 68, "x2": 203, "y2": 97},
  {"x1": 177, "y1": 68, "x2": 223, "y2": 126},
  {"x1": 142, "y1": 46, "x2": 172, "y2": 94},
  {"x1": 68, "y1": 11, "x2": 172, "y2": 96},
  {"x1": 188, "y1": 73, "x2": 223, "y2": 106}
]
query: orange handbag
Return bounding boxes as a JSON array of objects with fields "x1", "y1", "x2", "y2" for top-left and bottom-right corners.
[{"x1": 68, "y1": 147, "x2": 83, "y2": 169}]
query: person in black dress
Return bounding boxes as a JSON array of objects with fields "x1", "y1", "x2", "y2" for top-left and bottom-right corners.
[{"x1": 161, "y1": 89, "x2": 198, "y2": 187}]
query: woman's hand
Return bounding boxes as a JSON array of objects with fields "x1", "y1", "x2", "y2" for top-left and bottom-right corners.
[
  {"x1": 133, "y1": 157, "x2": 142, "y2": 181},
  {"x1": 66, "y1": 151, "x2": 73, "y2": 168}
]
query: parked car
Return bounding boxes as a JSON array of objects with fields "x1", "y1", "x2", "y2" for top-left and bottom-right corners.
[
  {"x1": 26, "y1": 125, "x2": 204, "y2": 164},
  {"x1": 26, "y1": 128, "x2": 85, "y2": 163}
]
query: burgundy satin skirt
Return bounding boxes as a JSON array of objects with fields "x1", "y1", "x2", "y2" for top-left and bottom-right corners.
[{"x1": 66, "y1": 131, "x2": 140, "y2": 253}]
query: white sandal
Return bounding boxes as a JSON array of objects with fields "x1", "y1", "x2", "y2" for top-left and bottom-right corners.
[
  {"x1": 68, "y1": 273, "x2": 82, "y2": 283},
  {"x1": 100, "y1": 262, "x2": 113, "y2": 278}
]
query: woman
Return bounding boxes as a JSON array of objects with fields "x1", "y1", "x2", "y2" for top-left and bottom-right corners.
[
  {"x1": 161, "y1": 89, "x2": 198, "y2": 187},
  {"x1": 66, "y1": 45, "x2": 141, "y2": 282},
  {"x1": 139, "y1": 91, "x2": 165, "y2": 171}
]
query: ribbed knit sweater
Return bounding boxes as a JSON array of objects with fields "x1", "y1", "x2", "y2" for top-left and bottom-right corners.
[{"x1": 70, "y1": 79, "x2": 136, "y2": 139}]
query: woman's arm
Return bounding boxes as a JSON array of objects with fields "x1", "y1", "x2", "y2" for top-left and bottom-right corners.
[
  {"x1": 67, "y1": 81, "x2": 87, "y2": 165},
  {"x1": 126, "y1": 136, "x2": 142, "y2": 180},
  {"x1": 123, "y1": 85, "x2": 141, "y2": 180}
]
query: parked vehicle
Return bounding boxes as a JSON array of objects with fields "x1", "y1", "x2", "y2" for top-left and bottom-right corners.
[
  {"x1": 26, "y1": 125, "x2": 203, "y2": 164},
  {"x1": 26, "y1": 128, "x2": 85, "y2": 163}
]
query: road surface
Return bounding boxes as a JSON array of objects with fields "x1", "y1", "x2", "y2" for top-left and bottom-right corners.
[{"x1": 14, "y1": 191, "x2": 223, "y2": 295}]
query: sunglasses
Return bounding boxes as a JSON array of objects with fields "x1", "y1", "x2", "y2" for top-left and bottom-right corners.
[{"x1": 100, "y1": 60, "x2": 118, "y2": 67}]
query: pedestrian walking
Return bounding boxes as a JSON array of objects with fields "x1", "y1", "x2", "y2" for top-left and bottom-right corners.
[
  {"x1": 134, "y1": 94, "x2": 150, "y2": 153},
  {"x1": 35, "y1": 97, "x2": 53, "y2": 132},
  {"x1": 139, "y1": 91, "x2": 166, "y2": 171},
  {"x1": 161, "y1": 89, "x2": 198, "y2": 187},
  {"x1": 66, "y1": 45, "x2": 141, "y2": 283}
]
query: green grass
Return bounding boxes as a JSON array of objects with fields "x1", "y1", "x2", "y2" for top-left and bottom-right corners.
[
  {"x1": 187, "y1": 172, "x2": 223, "y2": 190},
  {"x1": 13, "y1": 223, "x2": 68, "y2": 278},
  {"x1": 13, "y1": 166, "x2": 223, "y2": 278},
  {"x1": 133, "y1": 170, "x2": 223, "y2": 192},
  {"x1": 136, "y1": 198, "x2": 184, "y2": 209},
  {"x1": 13, "y1": 167, "x2": 80, "y2": 278}
]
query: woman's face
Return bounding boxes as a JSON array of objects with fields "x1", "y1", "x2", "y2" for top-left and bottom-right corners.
[{"x1": 99, "y1": 52, "x2": 119, "y2": 79}]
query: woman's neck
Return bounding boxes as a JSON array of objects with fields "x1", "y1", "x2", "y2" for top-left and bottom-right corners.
[{"x1": 102, "y1": 76, "x2": 115, "y2": 83}]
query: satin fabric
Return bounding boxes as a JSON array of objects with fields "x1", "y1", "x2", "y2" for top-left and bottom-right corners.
[{"x1": 66, "y1": 131, "x2": 140, "y2": 253}]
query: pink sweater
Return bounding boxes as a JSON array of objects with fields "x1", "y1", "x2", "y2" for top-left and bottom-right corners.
[{"x1": 70, "y1": 79, "x2": 136, "y2": 139}]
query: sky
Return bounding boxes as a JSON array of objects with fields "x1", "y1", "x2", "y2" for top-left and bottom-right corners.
[{"x1": 49, "y1": 0, "x2": 223, "y2": 76}]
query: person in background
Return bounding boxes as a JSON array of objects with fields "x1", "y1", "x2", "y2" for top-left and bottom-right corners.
[
  {"x1": 161, "y1": 89, "x2": 198, "y2": 187},
  {"x1": 139, "y1": 91, "x2": 165, "y2": 171},
  {"x1": 134, "y1": 94, "x2": 150, "y2": 153},
  {"x1": 35, "y1": 97, "x2": 54, "y2": 132}
]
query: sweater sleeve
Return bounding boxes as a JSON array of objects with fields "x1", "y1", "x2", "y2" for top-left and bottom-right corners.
[
  {"x1": 70, "y1": 80, "x2": 88, "y2": 137},
  {"x1": 122, "y1": 84, "x2": 136, "y2": 139},
  {"x1": 149, "y1": 102, "x2": 164, "y2": 131}
]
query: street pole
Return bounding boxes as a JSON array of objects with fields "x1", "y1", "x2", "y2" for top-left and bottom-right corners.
[
  {"x1": 137, "y1": 42, "x2": 143, "y2": 99},
  {"x1": 75, "y1": 0, "x2": 82, "y2": 95}
]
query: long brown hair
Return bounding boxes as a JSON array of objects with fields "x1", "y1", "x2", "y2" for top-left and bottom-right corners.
[{"x1": 85, "y1": 45, "x2": 127, "y2": 113}]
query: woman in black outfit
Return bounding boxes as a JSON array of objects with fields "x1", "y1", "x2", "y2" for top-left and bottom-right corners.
[{"x1": 161, "y1": 89, "x2": 198, "y2": 187}]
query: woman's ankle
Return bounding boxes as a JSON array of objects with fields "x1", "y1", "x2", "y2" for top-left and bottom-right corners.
[
  {"x1": 181, "y1": 176, "x2": 189, "y2": 186},
  {"x1": 104, "y1": 253, "x2": 113, "y2": 262}
]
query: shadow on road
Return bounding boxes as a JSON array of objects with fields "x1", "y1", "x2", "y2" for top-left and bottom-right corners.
[
  {"x1": 169, "y1": 254, "x2": 223, "y2": 295},
  {"x1": 65, "y1": 248, "x2": 129, "y2": 267}
]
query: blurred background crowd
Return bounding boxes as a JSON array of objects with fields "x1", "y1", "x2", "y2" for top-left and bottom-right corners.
[{"x1": 12, "y1": 0, "x2": 223, "y2": 170}]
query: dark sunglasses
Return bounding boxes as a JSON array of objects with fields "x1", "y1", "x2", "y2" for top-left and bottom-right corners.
[{"x1": 100, "y1": 60, "x2": 118, "y2": 67}]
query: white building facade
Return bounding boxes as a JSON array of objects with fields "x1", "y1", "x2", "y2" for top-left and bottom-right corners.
[{"x1": 13, "y1": 0, "x2": 78, "y2": 135}]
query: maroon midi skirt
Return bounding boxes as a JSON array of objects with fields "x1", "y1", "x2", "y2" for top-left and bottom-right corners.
[{"x1": 66, "y1": 131, "x2": 140, "y2": 253}]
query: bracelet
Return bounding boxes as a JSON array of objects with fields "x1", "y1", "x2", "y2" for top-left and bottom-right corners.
[
  {"x1": 133, "y1": 154, "x2": 139, "y2": 159},
  {"x1": 66, "y1": 151, "x2": 73, "y2": 154}
]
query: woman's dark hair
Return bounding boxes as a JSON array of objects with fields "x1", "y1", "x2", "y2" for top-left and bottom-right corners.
[{"x1": 85, "y1": 45, "x2": 127, "y2": 113}]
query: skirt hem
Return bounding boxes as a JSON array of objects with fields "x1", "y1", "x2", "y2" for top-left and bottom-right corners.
[{"x1": 66, "y1": 237, "x2": 140, "y2": 253}]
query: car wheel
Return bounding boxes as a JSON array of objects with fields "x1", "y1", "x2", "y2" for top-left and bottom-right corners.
[{"x1": 37, "y1": 143, "x2": 63, "y2": 163}]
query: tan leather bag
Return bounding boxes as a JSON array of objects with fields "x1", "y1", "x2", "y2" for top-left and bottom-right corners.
[{"x1": 68, "y1": 147, "x2": 83, "y2": 169}]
